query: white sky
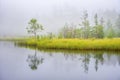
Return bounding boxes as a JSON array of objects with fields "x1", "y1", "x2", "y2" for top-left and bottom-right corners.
[{"x1": 0, "y1": 0, "x2": 120, "y2": 36}]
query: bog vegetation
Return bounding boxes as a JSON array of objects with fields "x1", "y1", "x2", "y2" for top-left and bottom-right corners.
[
  {"x1": 16, "y1": 11, "x2": 120, "y2": 50},
  {"x1": 17, "y1": 38, "x2": 120, "y2": 51}
]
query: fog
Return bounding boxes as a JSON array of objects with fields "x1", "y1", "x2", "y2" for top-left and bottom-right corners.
[{"x1": 0, "y1": 0, "x2": 120, "y2": 36}]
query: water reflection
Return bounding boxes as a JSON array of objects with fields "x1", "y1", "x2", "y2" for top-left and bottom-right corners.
[
  {"x1": 26, "y1": 49, "x2": 120, "y2": 72},
  {"x1": 14, "y1": 43, "x2": 120, "y2": 73},
  {"x1": 37, "y1": 49, "x2": 120, "y2": 73},
  {"x1": 27, "y1": 48, "x2": 44, "y2": 70},
  {"x1": 82, "y1": 53, "x2": 90, "y2": 73},
  {"x1": 1, "y1": 41, "x2": 120, "y2": 80}
]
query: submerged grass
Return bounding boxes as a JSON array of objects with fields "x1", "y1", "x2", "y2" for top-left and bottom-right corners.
[{"x1": 17, "y1": 38, "x2": 120, "y2": 51}]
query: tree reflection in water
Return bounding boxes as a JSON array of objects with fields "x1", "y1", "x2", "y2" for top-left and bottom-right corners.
[
  {"x1": 94, "y1": 52, "x2": 104, "y2": 71},
  {"x1": 25, "y1": 47, "x2": 120, "y2": 72},
  {"x1": 82, "y1": 53, "x2": 90, "y2": 73},
  {"x1": 16, "y1": 43, "x2": 120, "y2": 73},
  {"x1": 56, "y1": 51, "x2": 120, "y2": 73},
  {"x1": 27, "y1": 48, "x2": 44, "y2": 70}
]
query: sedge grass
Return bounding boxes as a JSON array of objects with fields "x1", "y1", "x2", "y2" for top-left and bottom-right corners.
[{"x1": 17, "y1": 38, "x2": 120, "y2": 51}]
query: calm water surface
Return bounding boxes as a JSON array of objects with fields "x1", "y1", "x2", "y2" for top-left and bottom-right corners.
[{"x1": 0, "y1": 41, "x2": 120, "y2": 80}]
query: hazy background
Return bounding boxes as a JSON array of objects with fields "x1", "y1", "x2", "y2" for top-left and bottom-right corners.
[{"x1": 0, "y1": 0, "x2": 120, "y2": 36}]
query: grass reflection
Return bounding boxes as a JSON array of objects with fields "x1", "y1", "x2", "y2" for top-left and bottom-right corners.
[{"x1": 15, "y1": 43, "x2": 120, "y2": 72}]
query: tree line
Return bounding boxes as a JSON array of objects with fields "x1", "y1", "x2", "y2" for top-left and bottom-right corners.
[
  {"x1": 58, "y1": 11, "x2": 120, "y2": 39},
  {"x1": 27, "y1": 11, "x2": 120, "y2": 39}
]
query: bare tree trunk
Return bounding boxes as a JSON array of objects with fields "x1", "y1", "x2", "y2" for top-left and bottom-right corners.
[{"x1": 34, "y1": 32, "x2": 37, "y2": 41}]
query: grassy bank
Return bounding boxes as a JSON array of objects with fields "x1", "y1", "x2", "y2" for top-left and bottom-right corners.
[{"x1": 16, "y1": 38, "x2": 120, "y2": 51}]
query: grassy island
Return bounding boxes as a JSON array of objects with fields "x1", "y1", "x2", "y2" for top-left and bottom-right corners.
[{"x1": 16, "y1": 38, "x2": 120, "y2": 51}]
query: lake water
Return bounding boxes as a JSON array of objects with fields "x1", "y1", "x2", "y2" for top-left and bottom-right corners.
[{"x1": 0, "y1": 41, "x2": 120, "y2": 80}]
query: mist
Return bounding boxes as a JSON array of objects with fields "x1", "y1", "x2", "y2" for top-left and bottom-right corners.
[{"x1": 0, "y1": 0, "x2": 120, "y2": 36}]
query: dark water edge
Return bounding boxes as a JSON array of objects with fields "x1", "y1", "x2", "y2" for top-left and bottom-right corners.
[{"x1": 0, "y1": 41, "x2": 120, "y2": 80}]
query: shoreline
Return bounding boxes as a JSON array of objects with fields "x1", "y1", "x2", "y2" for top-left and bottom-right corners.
[{"x1": 16, "y1": 38, "x2": 120, "y2": 51}]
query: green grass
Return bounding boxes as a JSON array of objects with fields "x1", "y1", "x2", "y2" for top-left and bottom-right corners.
[{"x1": 16, "y1": 38, "x2": 120, "y2": 51}]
